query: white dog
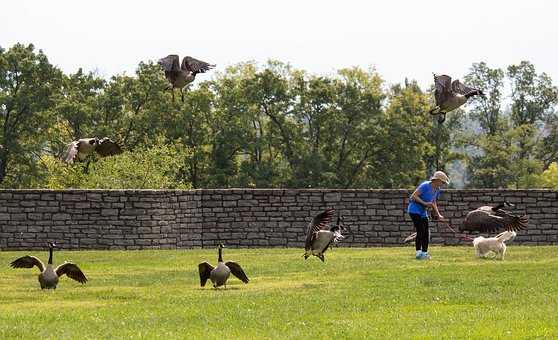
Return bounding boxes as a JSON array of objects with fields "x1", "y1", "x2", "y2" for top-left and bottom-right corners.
[{"x1": 473, "y1": 231, "x2": 516, "y2": 260}]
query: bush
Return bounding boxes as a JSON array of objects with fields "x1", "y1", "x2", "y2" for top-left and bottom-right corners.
[{"x1": 41, "y1": 143, "x2": 191, "y2": 189}]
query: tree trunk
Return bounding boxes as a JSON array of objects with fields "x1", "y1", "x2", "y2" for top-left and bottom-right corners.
[{"x1": 0, "y1": 150, "x2": 8, "y2": 184}]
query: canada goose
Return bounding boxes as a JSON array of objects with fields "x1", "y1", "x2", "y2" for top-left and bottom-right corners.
[
  {"x1": 158, "y1": 55, "x2": 215, "y2": 102},
  {"x1": 429, "y1": 74, "x2": 484, "y2": 124},
  {"x1": 461, "y1": 202, "x2": 528, "y2": 233},
  {"x1": 304, "y1": 208, "x2": 346, "y2": 262},
  {"x1": 402, "y1": 201, "x2": 527, "y2": 243},
  {"x1": 10, "y1": 242, "x2": 87, "y2": 289},
  {"x1": 64, "y1": 137, "x2": 122, "y2": 163},
  {"x1": 198, "y1": 244, "x2": 249, "y2": 289}
]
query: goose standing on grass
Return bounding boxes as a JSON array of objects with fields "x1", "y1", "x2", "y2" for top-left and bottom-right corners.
[
  {"x1": 429, "y1": 74, "x2": 484, "y2": 124},
  {"x1": 198, "y1": 244, "x2": 249, "y2": 289},
  {"x1": 64, "y1": 137, "x2": 122, "y2": 163},
  {"x1": 10, "y1": 242, "x2": 87, "y2": 289},
  {"x1": 304, "y1": 208, "x2": 346, "y2": 262},
  {"x1": 158, "y1": 55, "x2": 215, "y2": 102}
]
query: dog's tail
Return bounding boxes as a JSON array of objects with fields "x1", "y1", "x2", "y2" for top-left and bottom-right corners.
[
  {"x1": 403, "y1": 232, "x2": 417, "y2": 243},
  {"x1": 496, "y1": 231, "x2": 516, "y2": 243}
]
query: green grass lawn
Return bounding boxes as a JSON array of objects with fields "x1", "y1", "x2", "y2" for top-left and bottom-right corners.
[{"x1": 1, "y1": 246, "x2": 558, "y2": 339}]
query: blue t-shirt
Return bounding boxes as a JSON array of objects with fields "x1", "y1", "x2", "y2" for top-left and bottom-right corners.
[{"x1": 407, "y1": 181, "x2": 441, "y2": 218}]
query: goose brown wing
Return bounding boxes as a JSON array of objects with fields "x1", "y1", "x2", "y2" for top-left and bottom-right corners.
[
  {"x1": 198, "y1": 262, "x2": 214, "y2": 287},
  {"x1": 433, "y1": 74, "x2": 452, "y2": 105},
  {"x1": 225, "y1": 262, "x2": 249, "y2": 284},
  {"x1": 304, "y1": 208, "x2": 335, "y2": 251},
  {"x1": 55, "y1": 262, "x2": 88, "y2": 284},
  {"x1": 182, "y1": 56, "x2": 215, "y2": 75},
  {"x1": 462, "y1": 210, "x2": 507, "y2": 233},
  {"x1": 64, "y1": 141, "x2": 80, "y2": 163},
  {"x1": 495, "y1": 210, "x2": 528, "y2": 232},
  {"x1": 95, "y1": 138, "x2": 122, "y2": 157},
  {"x1": 10, "y1": 256, "x2": 45, "y2": 272},
  {"x1": 451, "y1": 80, "x2": 481, "y2": 96},
  {"x1": 158, "y1": 54, "x2": 180, "y2": 73}
]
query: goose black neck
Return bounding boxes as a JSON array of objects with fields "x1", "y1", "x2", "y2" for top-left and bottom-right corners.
[
  {"x1": 218, "y1": 247, "x2": 223, "y2": 262},
  {"x1": 492, "y1": 203, "x2": 506, "y2": 211},
  {"x1": 48, "y1": 246, "x2": 53, "y2": 264},
  {"x1": 465, "y1": 90, "x2": 481, "y2": 99}
]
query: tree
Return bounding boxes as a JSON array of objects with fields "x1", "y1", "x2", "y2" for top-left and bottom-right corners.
[
  {"x1": 536, "y1": 162, "x2": 558, "y2": 189},
  {"x1": 321, "y1": 67, "x2": 385, "y2": 188},
  {"x1": 0, "y1": 43, "x2": 62, "y2": 186},
  {"x1": 372, "y1": 81, "x2": 432, "y2": 188},
  {"x1": 508, "y1": 61, "x2": 558, "y2": 127},
  {"x1": 168, "y1": 83, "x2": 215, "y2": 188},
  {"x1": 464, "y1": 62, "x2": 505, "y2": 135}
]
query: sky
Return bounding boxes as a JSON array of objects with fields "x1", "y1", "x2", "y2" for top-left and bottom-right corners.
[{"x1": 1, "y1": 0, "x2": 557, "y2": 88}]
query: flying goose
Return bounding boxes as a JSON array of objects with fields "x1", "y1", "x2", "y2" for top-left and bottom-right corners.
[
  {"x1": 10, "y1": 242, "x2": 87, "y2": 289},
  {"x1": 64, "y1": 137, "x2": 122, "y2": 163},
  {"x1": 158, "y1": 54, "x2": 215, "y2": 102},
  {"x1": 198, "y1": 244, "x2": 249, "y2": 289},
  {"x1": 403, "y1": 201, "x2": 528, "y2": 243},
  {"x1": 304, "y1": 208, "x2": 346, "y2": 262},
  {"x1": 461, "y1": 201, "x2": 528, "y2": 233},
  {"x1": 429, "y1": 74, "x2": 484, "y2": 124}
]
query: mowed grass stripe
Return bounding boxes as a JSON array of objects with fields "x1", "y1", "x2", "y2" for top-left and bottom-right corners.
[{"x1": 1, "y1": 247, "x2": 557, "y2": 339}]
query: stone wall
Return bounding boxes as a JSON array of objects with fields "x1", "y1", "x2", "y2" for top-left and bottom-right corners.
[{"x1": 0, "y1": 189, "x2": 556, "y2": 250}]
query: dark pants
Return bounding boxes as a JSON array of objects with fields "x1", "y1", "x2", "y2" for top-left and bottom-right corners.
[{"x1": 410, "y1": 213, "x2": 429, "y2": 252}]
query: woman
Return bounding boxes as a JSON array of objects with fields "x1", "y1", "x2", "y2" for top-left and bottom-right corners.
[{"x1": 407, "y1": 171, "x2": 449, "y2": 260}]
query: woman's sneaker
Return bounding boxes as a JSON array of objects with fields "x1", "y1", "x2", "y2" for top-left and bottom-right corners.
[
  {"x1": 415, "y1": 250, "x2": 423, "y2": 259},
  {"x1": 422, "y1": 252, "x2": 431, "y2": 260}
]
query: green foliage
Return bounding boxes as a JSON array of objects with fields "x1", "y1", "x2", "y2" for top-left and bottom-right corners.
[
  {"x1": 465, "y1": 62, "x2": 506, "y2": 135},
  {"x1": 0, "y1": 43, "x2": 63, "y2": 186},
  {"x1": 463, "y1": 61, "x2": 558, "y2": 188},
  {"x1": 1, "y1": 42, "x2": 558, "y2": 189},
  {"x1": 536, "y1": 162, "x2": 558, "y2": 189},
  {"x1": 40, "y1": 143, "x2": 191, "y2": 189}
]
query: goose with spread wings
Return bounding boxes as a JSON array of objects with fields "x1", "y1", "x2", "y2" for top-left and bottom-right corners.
[
  {"x1": 461, "y1": 201, "x2": 528, "y2": 233},
  {"x1": 403, "y1": 201, "x2": 528, "y2": 243},
  {"x1": 304, "y1": 208, "x2": 346, "y2": 262},
  {"x1": 10, "y1": 242, "x2": 87, "y2": 289},
  {"x1": 429, "y1": 74, "x2": 484, "y2": 124},
  {"x1": 198, "y1": 244, "x2": 249, "y2": 289},
  {"x1": 158, "y1": 54, "x2": 215, "y2": 102},
  {"x1": 64, "y1": 137, "x2": 122, "y2": 163}
]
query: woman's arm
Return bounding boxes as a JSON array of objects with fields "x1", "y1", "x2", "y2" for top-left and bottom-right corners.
[{"x1": 431, "y1": 201, "x2": 445, "y2": 221}]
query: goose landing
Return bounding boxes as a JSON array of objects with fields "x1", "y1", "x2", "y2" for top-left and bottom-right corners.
[
  {"x1": 304, "y1": 209, "x2": 346, "y2": 262},
  {"x1": 429, "y1": 74, "x2": 484, "y2": 124}
]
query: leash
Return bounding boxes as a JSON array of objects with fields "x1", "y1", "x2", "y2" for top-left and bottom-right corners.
[{"x1": 437, "y1": 219, "x2": 474, "y2": 241}]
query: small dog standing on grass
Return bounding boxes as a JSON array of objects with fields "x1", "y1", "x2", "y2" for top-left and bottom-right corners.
[{"x1": 473, "y1": 231, "x2": 516, "y2": 260}]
